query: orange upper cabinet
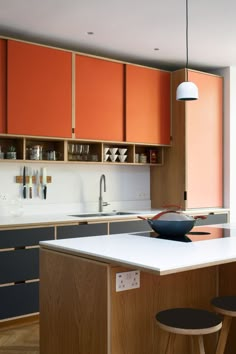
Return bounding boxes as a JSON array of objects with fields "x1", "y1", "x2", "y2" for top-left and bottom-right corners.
[
  {"x1": 7, "y1": 40, "x2": 72, "y2": 137},
  {"x1": 125, "y1": 64, "x2": 171, "y2": 145},
  {"x1": 75, "y1": 55, "x2": 124, "y2": 141},
  {"x1": 185, "y1": 70, "x2": 223, "y2": 208},
  {"x1": 0, "y1": 39, "x2": 7, "y2": 133}
]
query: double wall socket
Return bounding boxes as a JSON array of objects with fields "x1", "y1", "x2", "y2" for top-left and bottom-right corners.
[
  {"x1": 0, "y1": 193, "x2": 8, "y2": 202},
  {"x1": 116, "y1": 270, "x2": 140, "y2": 292}
]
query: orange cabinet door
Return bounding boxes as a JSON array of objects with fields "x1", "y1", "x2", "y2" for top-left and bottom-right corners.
[
  {"x1": 7, "y1": 40, "x2": 72, "y2": 137},
  {"x1": 186, "y1": 71, "x2": 223, "y2": 208},
  {"x1": 0, "y1": 39, "x2": 7, "y2": 133},
  {"x1": 75, "y1": 55, "x2": 124, "y2": 141},
  {"x1": 126, "y1": 65, "x2": 171, "y2": 145}
]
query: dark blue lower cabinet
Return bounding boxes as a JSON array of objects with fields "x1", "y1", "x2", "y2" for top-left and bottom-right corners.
[
  {"x1": 195, "y1": 213, "x2": 228, "y2": 226},
  {"x1": 0, "y1": 281, "x2": 39, "y2": 320},
  {"x1": 0, "y1": 248, "x2": 39, "y2": 284},
  {"x1": 0, "y1": 227, "x2": 54, "y2": 321},
  {"x1": 57, "y1": 223, "x2": 108, "y2": 239},
  {"x1": 109, "y1": 220, "x2": 151, "y2": 234}
]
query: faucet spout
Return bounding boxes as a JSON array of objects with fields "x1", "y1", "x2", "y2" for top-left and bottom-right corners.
[{"x1": 99, "y1": 174, "x2": 109, "y2": 212}]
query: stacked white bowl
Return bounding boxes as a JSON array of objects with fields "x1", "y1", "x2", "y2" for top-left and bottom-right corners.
[
  {"x1": 104, "y1": 147, "x2": 110, "y2": 161},
  {"x1": 118, "y1": 148, "x2": 127, "y2": 162},
  {"x1": 109, "y1": 147, "x2": 118, "y2": 162}
]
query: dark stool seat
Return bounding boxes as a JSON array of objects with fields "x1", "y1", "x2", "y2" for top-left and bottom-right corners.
[
  {"x1": 211, "y1": 296, "x2": 236, "y2": 354},
  {"x1": 156, "y1": 308, "x2": 222, "y2": 354}
]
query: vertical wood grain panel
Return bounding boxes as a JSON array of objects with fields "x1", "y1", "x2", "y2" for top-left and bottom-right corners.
[
  {"x1": 40, "y1": 249, "x2": 109, "y2": 354},
  {"x1": 218, "y1": 263, "x2": 236, "y2": 354},
  {"x1": 186, "y1": 71, "x2": 223, "y2": 208},
  {"x1": 111, "y1": 265, "x2": 218, "y2": 354},
  {"x1": 126, "y1": 65, "x2": 171, "y2": 145},
  {"x1": 0, "y1": 39, "x2": 7, "y2": 133},
  {"x1": 75, "y1": 55, "x2": 124, "y2": 141},
  {"x1": 151, "y1": 69, "x2": 186, "y2": 208},
  {"x1": 7, "y1": 40, "x2": 72, "y2": 137}
]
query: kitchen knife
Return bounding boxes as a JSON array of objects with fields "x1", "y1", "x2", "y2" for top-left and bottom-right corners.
[
  {"x1": 36, "y1": 170, "x2": 40, "y2": 197},
  {"x1": 42, "y1": 167, "x2": 47, "y2": 200},
  {"x1": 29, "y1": 167, "x2": 33, "y2": 199},
  {"x1": 23, "y1": 166, "x2": 27, "y2": 199}
]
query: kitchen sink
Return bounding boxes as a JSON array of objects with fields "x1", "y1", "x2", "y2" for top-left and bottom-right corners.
[{"x1": 68, "y1": 212, "x2": 136, "y2": 218}]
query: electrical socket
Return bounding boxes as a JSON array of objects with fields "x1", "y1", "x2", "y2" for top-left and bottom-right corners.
[
  {"x1": 137, "y1": 192, "x2": 147, "y2": 199},
  {"x1": 116, "y1": 270, "x2": 140, "y2": 292},
  {"x1": 0, "y1": 193, "x2": 9, "y2": 202}
]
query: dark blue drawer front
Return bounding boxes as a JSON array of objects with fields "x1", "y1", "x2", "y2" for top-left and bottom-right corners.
[
  {"x1": 57, "y1": 223, "x2": 108, "y2": 239},
  {"x1": 0, "y1": 227, "x2": 54, "y2": 249},
  {"x1": 195, "y1": 213, "x2": 228, "y2": 226},
  {"x1": 0, "y1": 282, "x2": 39, "y2": 319},
  {"x1": 109, "y1": 220, "x2": 151, "y2": 234},
  {"x1": 0, "y1": 248, "x2": 39, "y2": 284}
]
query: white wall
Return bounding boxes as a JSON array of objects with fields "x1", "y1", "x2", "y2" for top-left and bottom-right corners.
[{"x1": 0, "y1": 162, "x2": 151, "y2": 216}]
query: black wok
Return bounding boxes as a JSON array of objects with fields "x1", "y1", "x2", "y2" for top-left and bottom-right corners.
[{"x1": 138, "y1": 211, "x2": 206, "y2": 236}]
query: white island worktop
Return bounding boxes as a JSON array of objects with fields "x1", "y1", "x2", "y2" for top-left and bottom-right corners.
[
  {"x1": 40, "y1": 223, "x2": 236, "y2": 354},
  {"x1": 40, "y1": 223, "x2": 236, "y2": 275}
]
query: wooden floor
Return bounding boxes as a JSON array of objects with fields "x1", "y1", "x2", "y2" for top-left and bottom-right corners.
[{"x1": 0, "y1": 322, "x2": 39, "y2": 354}]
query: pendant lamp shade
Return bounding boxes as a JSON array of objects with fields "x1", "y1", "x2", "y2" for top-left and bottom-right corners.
[
  {"x1": 176, "y1": 0, "x2": 199, "y2": 101},
  {"x1": 176, "y1": 81, "x2": 198, "y2": 101}
]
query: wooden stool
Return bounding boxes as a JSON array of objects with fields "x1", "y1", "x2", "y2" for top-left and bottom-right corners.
[
  {"x1": 211, "y1": 296, "x2": 236, "y2": 354},
  {"x1": 156, "y1": 308, "x2": 222, "y2": 354}
]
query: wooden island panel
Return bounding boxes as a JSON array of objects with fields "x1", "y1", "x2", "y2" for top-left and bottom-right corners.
[
  {"x1": 110, "y1": 266, "x2": 218, "y2": 354},
  {"x1": 40, "y1": 248, "x2": 219, "y2": 354},
  {"x1": 40, "y1": 249, "x2": 109, "y2": 354},
  {"x1": 218, "y1": 263, "x2": 236, "y2": 354}
]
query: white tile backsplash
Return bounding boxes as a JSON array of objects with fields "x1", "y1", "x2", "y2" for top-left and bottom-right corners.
[{"x1": 0, "y1": 162, "x2": 151, "y2": 216}]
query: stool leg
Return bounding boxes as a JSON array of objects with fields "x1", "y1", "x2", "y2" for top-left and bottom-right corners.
[
  {"x1": 165, "y1": 333, "x2": 176, "y2": 354},
  {"x1": 191, "y1": 335, "x2": 205, "y2": 354},
  {"x1": 215, "y1": 315, "x2": 232, "y2": 354}
]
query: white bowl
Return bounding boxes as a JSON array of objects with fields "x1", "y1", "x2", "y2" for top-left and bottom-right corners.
[
  {"x1": 109, "y1": 147, "x2": 118, "y2": 155},
  {"x1": 118, "y1": 148, "x2": 127, "y2": 155},
  {"x1": 104, "y1": 154, "x2": 109, "y2": 161},
  {"x1": 104, "y1": 147, "x2": 109, "y2": 154},
  {"x1": 118, "y1": 154, "x2": 127, "y2": 162},
  {"x1": 110, "y1": 154, "x2": 118, "y2": 162}
]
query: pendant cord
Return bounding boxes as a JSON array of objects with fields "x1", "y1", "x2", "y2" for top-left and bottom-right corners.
[{"x1": 186, "y1": 0, "x2": 189, "y2": 81}]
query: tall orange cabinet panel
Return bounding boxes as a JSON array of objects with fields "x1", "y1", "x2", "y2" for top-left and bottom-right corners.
[
  {"x1": 7, "y1": 40, "x2": 72, "y2": 137},
  {"x1": 126, "y1": 64, "x2": 171, "y2": 145},
  {"x1": 186, "y1": 71, "x2": 223, "y2": 208},
  {"x1": 150, "y1": 69, "x2": 223, "y2": 209},
  {"x1": 0, "y1": 39, "x2": 7, "y2": 133},
  {"x1": 75, "y1": 55, "x2": 124, "y2": 141}
]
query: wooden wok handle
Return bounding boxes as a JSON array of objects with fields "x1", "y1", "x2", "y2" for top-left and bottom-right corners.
[
  {"x1": 152, "y1": 210, "x2": 180, "y2": 220},
  {"x1": 162, "y1": 204, "x2": 183, "y2": 210},
  {"x1": 137, "y1": 216, "x2": 147, "y2": 221}
]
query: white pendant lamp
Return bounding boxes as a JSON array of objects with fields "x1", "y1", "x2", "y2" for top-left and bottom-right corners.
[{"x1": 176, "y1": 0, "x2": 198, "y2": 101}]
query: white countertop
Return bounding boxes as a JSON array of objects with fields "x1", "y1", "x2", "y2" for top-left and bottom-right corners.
[
  {"x1": 40, "y1": 223, "x2": 236, "y2": 275},
  {"x1": 0, "y1": 207, "x2": 229, "y2": 228},
  {"x1": 0, "y1": 210, "x2": 159, "y2": 228}
]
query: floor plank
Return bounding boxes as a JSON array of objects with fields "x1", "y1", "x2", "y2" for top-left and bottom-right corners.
[{"x1": 0, "y1": 322, "x2": 39, "y2": 354}]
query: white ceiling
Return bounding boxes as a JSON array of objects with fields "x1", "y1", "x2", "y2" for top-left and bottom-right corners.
[{"x1": 0, "y1": 0, "x2": 236, "y2": 71}]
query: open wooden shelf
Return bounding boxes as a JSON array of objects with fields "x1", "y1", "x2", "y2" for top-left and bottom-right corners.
[{"x1": 0, "y1": 134, "x2": 166, "y2": 166}]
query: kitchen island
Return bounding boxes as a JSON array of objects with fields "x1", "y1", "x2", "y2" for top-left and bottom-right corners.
[{"x1": 40, "y1": 224, "x2": 236, "y2": 354}]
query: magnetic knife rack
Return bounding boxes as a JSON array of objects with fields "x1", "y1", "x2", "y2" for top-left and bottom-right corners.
[{"x1": 15, "y1": 176, "x2": 52, "y2": 183}]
